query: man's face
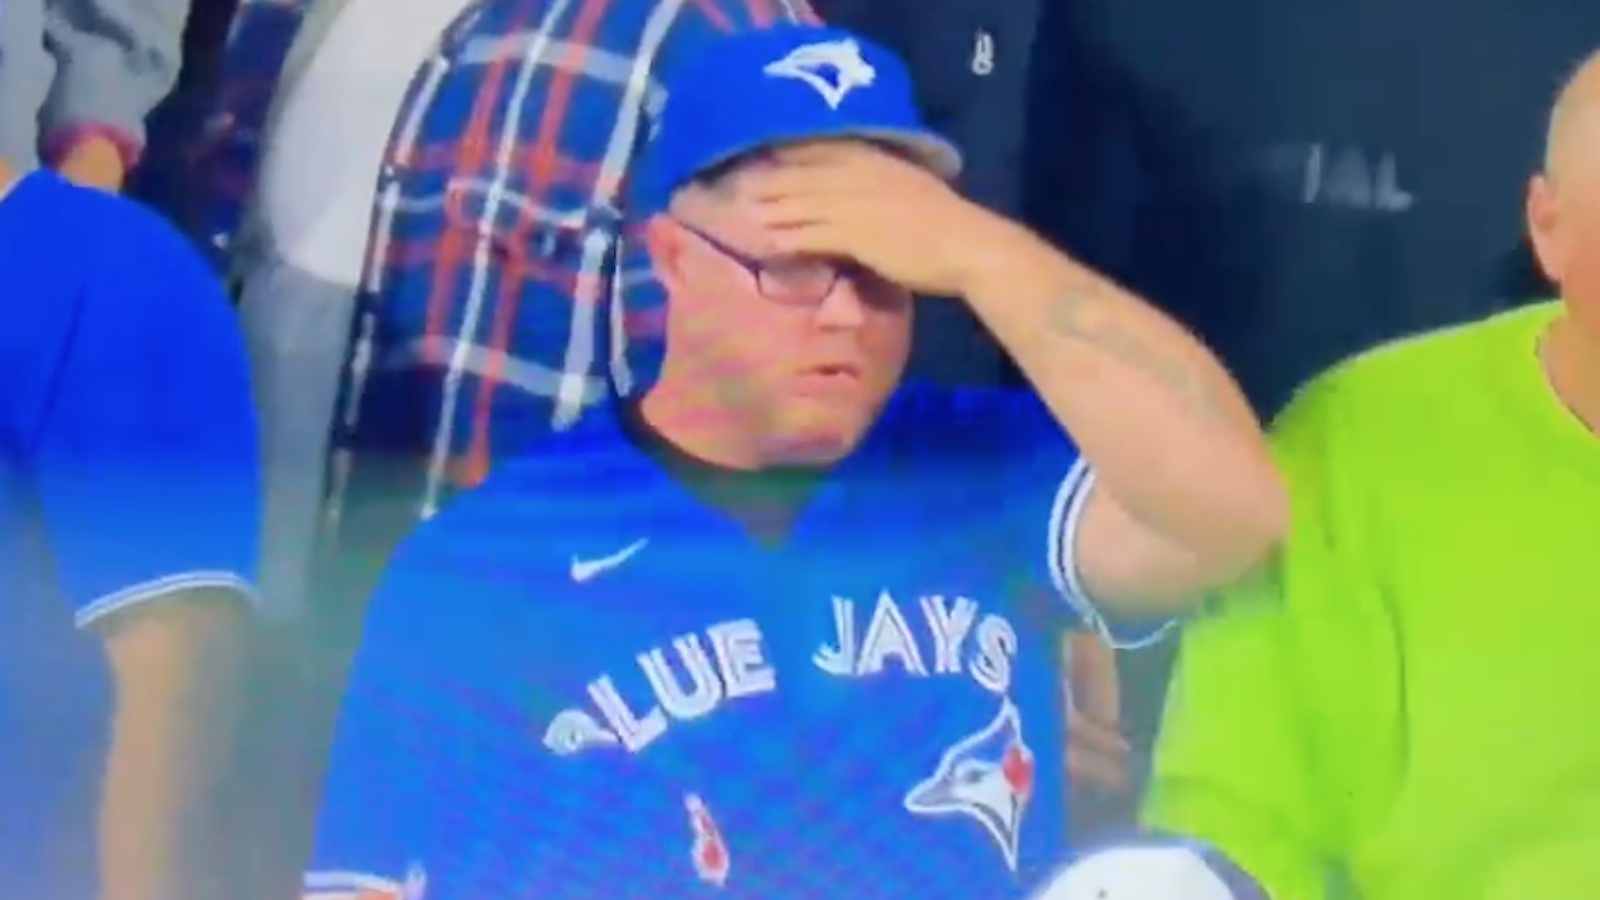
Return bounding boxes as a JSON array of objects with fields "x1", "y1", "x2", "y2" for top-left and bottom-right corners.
[{"x1": 648, "y1": 144, "x2": 913, "y2": 464}]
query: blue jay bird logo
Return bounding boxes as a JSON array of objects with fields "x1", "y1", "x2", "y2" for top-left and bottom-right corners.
[
  {"x1": 762, "y1": 39, "x2": 878, "y2": 109},
  {"x1": 903, "y1": 700, "x2": 1036, "y2": 871}
]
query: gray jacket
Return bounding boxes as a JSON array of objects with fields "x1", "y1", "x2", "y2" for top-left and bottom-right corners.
[{"x1": 0, "y1": 0, "x2": 193, "y2": 166}]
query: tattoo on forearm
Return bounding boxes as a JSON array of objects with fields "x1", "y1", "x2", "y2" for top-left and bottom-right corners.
[{"x1": 1047, "y1": 288, "x2": 1220, "y2": 415}]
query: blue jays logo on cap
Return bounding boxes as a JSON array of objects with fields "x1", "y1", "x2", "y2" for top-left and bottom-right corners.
[
  {"x1": 635, "y1": 25, "x2": 962, "y2": 212},
  {"x1": 761, "y1": 37, "x2": 877, "y2": 109},
  {"x1": 903, "y1": 699, "x2": 1036, "y2": 871}
]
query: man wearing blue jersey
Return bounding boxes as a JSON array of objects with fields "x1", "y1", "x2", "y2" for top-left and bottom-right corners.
[
  {"x1": 302, "y1": 25, "x2": 1284, "y2": 900},
  {"x1": 0, "y1": 157, "x2": 260, "y2": 900}
]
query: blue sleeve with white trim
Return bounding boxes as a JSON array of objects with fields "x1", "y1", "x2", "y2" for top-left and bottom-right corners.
[
  {"x1": 946, "y1": 388, "x2": 1172, "y2": 649},
  {"x1": 32, "y1": 203, "x2": 259, "y2": 626}
]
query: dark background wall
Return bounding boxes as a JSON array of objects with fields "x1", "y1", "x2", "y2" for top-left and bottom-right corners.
[{"x1": 1030, "y1": 0, "x2": 1584, "y2": 415}]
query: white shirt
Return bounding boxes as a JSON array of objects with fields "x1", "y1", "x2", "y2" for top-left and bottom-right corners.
[{"x1": 256, "y1": 0, "x2": 476, "y2": 283}]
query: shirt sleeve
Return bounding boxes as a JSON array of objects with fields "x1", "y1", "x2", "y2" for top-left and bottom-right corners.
[
  {"x1": 954, "y1": 388, "x2": 1172, "y2": 649},
  {"x1": 1139, "y1": 373, "x2": 1404, "y2": 900},
  {"x1": 305, "y1": 526, "x2": 687, "y2": 899},
  {"x1": 40, "y1": 0, "x2": 189, "y2": 160},
  {"x1": 31, "y1": 204, "x2": 259, "y2": 628}
]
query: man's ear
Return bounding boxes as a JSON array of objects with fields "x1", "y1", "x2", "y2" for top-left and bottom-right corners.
[
  {"x1": 1526, "y1": 173, "x2": 1569, "y2": 287},
  {"x1": 645, "y1": 214, "x2": 690, "y2": 294}
]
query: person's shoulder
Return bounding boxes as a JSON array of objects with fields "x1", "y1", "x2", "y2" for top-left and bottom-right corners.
[
  {"x1": 29, "y1": 173, "x2": 184, "y2": 240},
  {"x1": 0, "y1": 177, "x2": 224, "y2": 437},
  {"x1": 367, "y1": 423, "x2": 668, "y2": 642},
  {"x1": 48, "y1": 178, "x2": 225, "y2": 319},
  {"x1": 874, "y1": 382, "x2": 1067, "y2": 467},
  {"x1": 864, "y1": 384, "x2": 1071, "y2": 519},
  {"x1": 1275, "y1": 302, "x2": 1558, "y2": 455},
  {"x1": 389, "y1": 420, "x2": 655, "y2": 583},
  {"x1": 1287, "y1": 304, "x2": 1553, "y2": 418},
  {"x1": 881, "y1": 382, "x2": 1044, "y2": 431},
  {"x1": 89, "y1": 187, "x2": 213, "y2": 275},
  {"x1": 1329, "y1": 302, "x2": 1548, "y2": 381}
]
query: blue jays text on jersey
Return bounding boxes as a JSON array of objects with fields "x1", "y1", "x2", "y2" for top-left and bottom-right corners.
[
  {"x1": 303, "y1": 386, "x2": 1167, "y2": 900},
  {"x1": 546, "y1": 591, "x2": 1022, "y2": 757},
  {"x1": 0, "y1": 171, "x2": 259, "y2": 900}
]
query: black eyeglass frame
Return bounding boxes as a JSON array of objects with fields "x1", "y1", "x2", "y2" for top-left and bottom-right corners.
[{"x1": 672, "y1": 218, "x2": 860, "y2": 307}]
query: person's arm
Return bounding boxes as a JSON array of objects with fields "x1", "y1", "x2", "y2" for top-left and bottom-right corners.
[
  {"x1": 1046, "y1": 375, "x2": 1403, "y2": 900},
  {"x1": 40, "y1": 0, "x2": 193, "y2": 189},
  {"x1": 1035, "y1": 376, "x2": 1403, "y2": 899},
  {"x1": 32, "y1": 203, "x2": 259, "y2": 900},
  {"x1": 956, "y1": 223, "x2": 1284, "y2": 617},
  {"x1": 95, "y1": 593, "x2": 249, "y2": 900},
  {"x1": 1064, "y1": 630, "x2": 1131, "y2": 799},
  {"x1": 749, "y1": 146, "x2": 1286, "y2": 619}
]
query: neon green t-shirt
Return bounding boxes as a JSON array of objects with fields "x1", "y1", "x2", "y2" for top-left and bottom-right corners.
[{"x1": 1143, "y1": 301, "x2": 1600, "y2": 899}]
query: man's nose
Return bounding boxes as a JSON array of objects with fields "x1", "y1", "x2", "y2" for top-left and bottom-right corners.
[{"x1": 813, "y1": 278, "x2": 867, "y2": 329}]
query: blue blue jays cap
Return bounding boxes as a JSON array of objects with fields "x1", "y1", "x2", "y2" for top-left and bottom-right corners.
[{"x1": 636, "y1": 25, "x2": 963, "y2": 212}]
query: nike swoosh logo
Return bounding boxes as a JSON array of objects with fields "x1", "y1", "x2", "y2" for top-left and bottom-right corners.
[{"x1": 570, "y1": 538, "x2": 649, "y2": 583}]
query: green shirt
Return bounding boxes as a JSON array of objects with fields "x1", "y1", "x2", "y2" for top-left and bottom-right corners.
[{"x1": 1144, "y1": 301, "x2": 1600, "y2": 899}]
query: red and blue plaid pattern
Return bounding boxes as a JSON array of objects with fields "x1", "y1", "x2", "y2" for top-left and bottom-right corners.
[{"x1": 197, "y1": 0, "x2": 816, "y2": 531}]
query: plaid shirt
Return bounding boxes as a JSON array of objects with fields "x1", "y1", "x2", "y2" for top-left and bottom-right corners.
[{"x1": 197, "y1": 0, "x2": 816, "y2": 541}]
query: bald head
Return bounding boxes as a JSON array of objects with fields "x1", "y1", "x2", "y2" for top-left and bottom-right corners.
[
  {"x1": 1544, "y1": 49, "x2": 1600, "y2": 180},
  {"x1": 1531, "y1": 47, "x2": 1600, "y2": 334}
]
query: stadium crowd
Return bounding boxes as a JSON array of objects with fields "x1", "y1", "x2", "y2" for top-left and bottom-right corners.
[{"x1": 4, "y1": 0, "x2": 1600, "y2": 898}]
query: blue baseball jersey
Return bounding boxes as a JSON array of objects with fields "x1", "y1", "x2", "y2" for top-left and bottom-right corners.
[
  {"x1": 0, "y1": 172, "x2": 259, "y2": 899},
  {"x1": 305, "y1": 387, "x2": 1166, "y2": 900}
]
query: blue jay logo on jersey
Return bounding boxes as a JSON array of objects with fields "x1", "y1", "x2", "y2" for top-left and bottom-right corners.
[
  {"x1": 762, "y1": 39, "x2": 877, "y2": 109},
  {"x1": 903, "y1": 699, "x2": 1035, "y2": 871}
]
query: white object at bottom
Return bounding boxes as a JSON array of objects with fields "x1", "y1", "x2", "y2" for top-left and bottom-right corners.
[{"x1": 1031, "y1": 846, "x2": 1241, "y2": 900}]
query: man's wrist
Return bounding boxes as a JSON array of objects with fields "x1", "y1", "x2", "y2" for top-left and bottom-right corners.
[
  {"x1": 45, "y1": 125, "x2": 141, "y2": 171},
  {"x1": 951, "y1": 211, "x2": 1061, "y2": 305}
]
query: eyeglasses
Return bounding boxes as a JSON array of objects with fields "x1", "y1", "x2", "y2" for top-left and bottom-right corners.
[{"x1": 674, "y1": 218, "x2": 860, "y2": 307}]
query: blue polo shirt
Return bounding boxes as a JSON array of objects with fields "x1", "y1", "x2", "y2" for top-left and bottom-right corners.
[
  {"x1": 0, "y1": 172, "x2": 259, "y2": 900},
  {"x1": 304, "y1": 386, "x2": 1167, "y2": 900}
]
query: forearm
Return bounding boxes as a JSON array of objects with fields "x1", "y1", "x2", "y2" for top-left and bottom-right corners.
[
  {"x1": 99, "y1": 720, "x2": 207, "y2": 900},
  {"x1": 100, "y1": 594, "x2": 246, "y2": 900},
  {"x1": 958, "y1": 218, "x2": 1285, "y2": 572}
]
